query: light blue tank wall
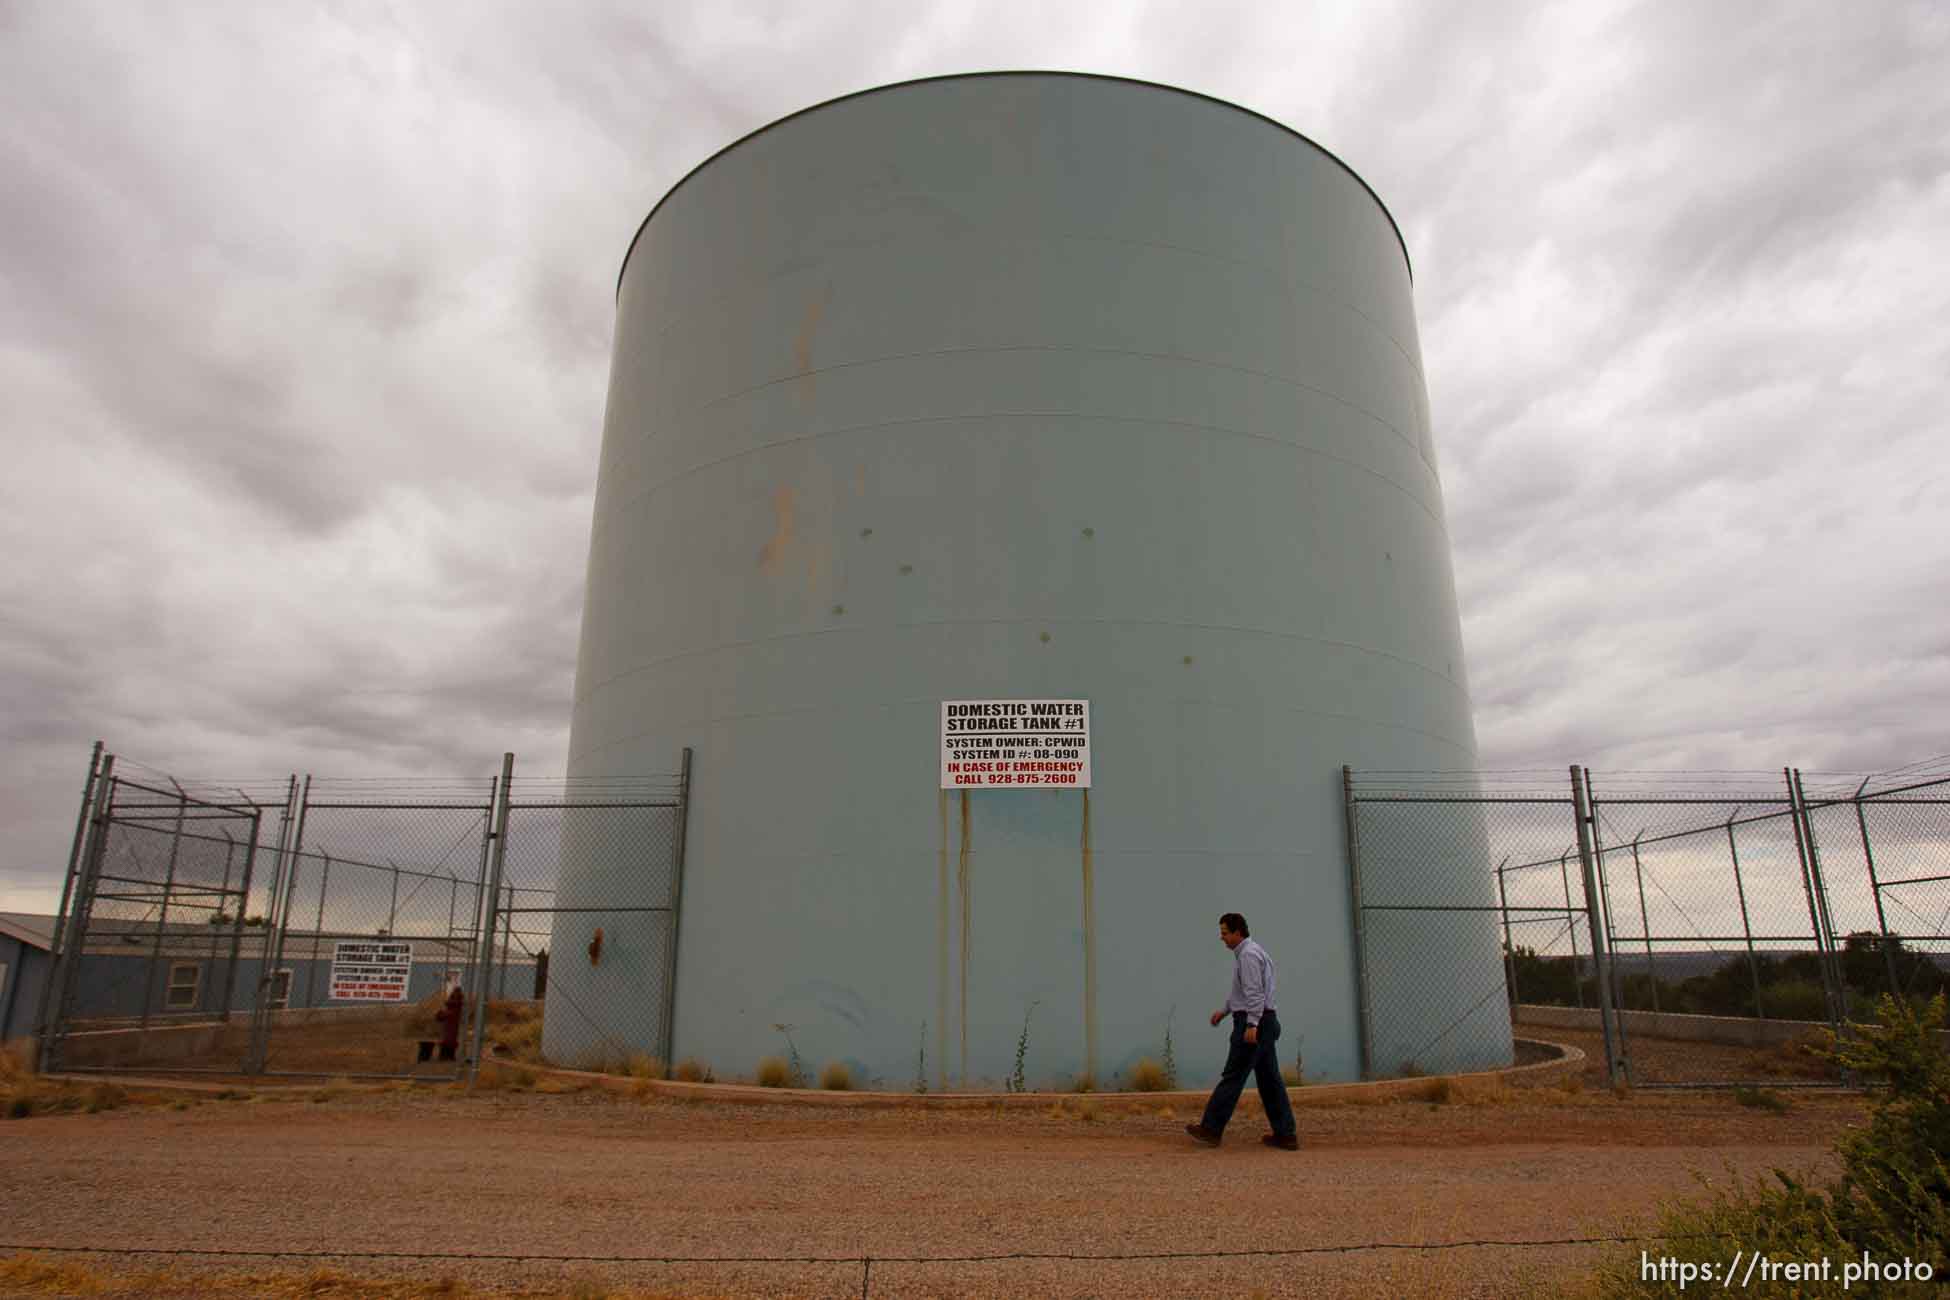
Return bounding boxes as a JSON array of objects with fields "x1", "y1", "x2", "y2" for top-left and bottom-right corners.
[{"x1": 554, "y1": 73, "x2": 1501, "y2": 1085}]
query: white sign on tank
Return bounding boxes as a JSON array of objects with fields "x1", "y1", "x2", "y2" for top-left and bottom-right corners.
[{"x1": 940, "y1": 699, "x2": 1091, "y2": 789}]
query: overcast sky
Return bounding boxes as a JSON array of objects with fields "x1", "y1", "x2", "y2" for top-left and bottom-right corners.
[{"x1": 3, "y1": 0, "x2": 1946, "y2": 910}]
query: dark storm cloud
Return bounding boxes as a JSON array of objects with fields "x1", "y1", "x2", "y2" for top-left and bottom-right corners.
[{"x1": 3, "y1": 0, "x2": 1947, "y2": 911}]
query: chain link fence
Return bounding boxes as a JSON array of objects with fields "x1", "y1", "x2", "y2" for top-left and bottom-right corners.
[
  {"x1": 1346, "y1": 764, "x2": 1950, "y2": 1088},
  {"x1": 35, "y1": 748, "x2": 690, "y2": 1082}
]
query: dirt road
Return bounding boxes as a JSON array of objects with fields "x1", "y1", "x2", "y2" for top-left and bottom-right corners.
[{"x1": 0, "y1": 1082, "x2": 1863, "y2": 1298}]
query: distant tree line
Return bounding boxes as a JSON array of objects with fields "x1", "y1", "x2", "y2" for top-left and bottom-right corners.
[{"x1": 1507, "y1": 931, "x2": 1948, "y2": 1021}]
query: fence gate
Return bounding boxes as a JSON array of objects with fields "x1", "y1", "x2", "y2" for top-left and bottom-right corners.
[
  {"x1": 1345, "y1": 764, "x2": 1950, "y2": 1090},
  {"x1": 38, "y1": 763, "x2": 271, "y2": 1075},
  {"x1": 38, "y1": 747, "x2": 692, "y2": 1082},
  {"x1": 474, "y1": 754, "x2": 692, "y2": 1076},
  {"x1": 1343, "y1": 767, "x2": 1623, "y2": 1083}
]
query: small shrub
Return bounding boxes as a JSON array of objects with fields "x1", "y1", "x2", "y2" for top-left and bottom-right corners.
[
  {"x1": 1424, "y1": 1077, "x2": 1453, "y2": 1105},
  {"x1": 771, "y1": 1024, "x2": 806, "y2": 1087},
  {"x1": 625, "y1": 1053, "x2": 662, "y2": 1080},
  {"x1": 755, "y1": 1056, "x2": 793, "y2": 1088},
  {"x1": 1160, "y1": 1009, "x2": 1178, "y2": 1090},
  {"x1": 1126, "y1": 1058, "x2": 1171, "y2": 1092},
  {"x1": 1589, "y1": 994, "x2": 1950, "y2": 1298},
  {"x1": 82, "y1": 1083, "x2": 126, "y2": 1114},
  {"x1": 671, "y1": 1057, "x2": 712, "y2": 1083},
  {"x1": 914, "y1": 1021, "x2": 928, "y2": 1095},
  {"x1": 309, "y1": 1077, "x2": 353, "y2": 1104},
  {"x1": 0, "y1": 1038, "x2": 33, "y2": 1080},
  {"x1": 1733, "y1": 1086, "x2": 1791, "y2": 1113},
  {"x1": 818, "y1": 1062, "x2": 854, "y2": 1091},
  {"x1": 1007, "y1": 1001, "x2": 1040, "y2": 1093},
  {"x1": 475, "y1": 1063, "x2": 537, "y2": 1092}
]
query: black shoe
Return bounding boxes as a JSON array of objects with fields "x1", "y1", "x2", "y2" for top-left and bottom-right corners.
[
  {"x1": 1184, "y1": 1123, "x2": 1222, "y2": 1146},
  {"x1": 1261, "y1": 1133, "x2": 1300, "y2": 1150}
]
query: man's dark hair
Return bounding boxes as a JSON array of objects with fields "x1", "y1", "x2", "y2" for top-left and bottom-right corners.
[{"x1": 1219, "y1": 912, "x2": 1249, "y2": 937}]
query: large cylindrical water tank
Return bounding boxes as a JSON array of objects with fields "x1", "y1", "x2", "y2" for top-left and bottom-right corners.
[{"x1": 548, "y1": 72, "x2": 1500, "y2": 1085}]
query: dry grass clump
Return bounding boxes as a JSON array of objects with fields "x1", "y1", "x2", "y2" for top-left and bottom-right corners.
[
  {"x1": 754, "y1": 1056, "x2": 793, "y2": 1088},
  {"x1": 3, "y1": 1065, "x2": 127, "y2": 1121},
  {"x1": 1732, "y1": 1085, "x2": 1791, "y2": 1113},
  {"x1": 1125, "y1": 1058, "x2": 1171, "y2": 1092},
  {"x1": 818, "y1": 1061, "x2": 854, "y2": 1091},
  {"x1": 671, "y1": 1057, "x2": 712, "y2": 1083},
  {"x1": 0, "y1": 1252, "x2": 103, "y2": 1294},
  {"x1": 473, "y1": 1063, "x2": 539, "y2": 1092},
  {"x1": 624, "y1": 1052, "x2": 663, "y2": 1079},
  {"x1": 488, "y1": 1001, "x2": 545, "y2": 1063}
]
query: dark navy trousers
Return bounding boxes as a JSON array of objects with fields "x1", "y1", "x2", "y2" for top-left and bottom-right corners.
[{"x1": 1199, "y1": 1009, "x2": 1297, "y2": 1137}]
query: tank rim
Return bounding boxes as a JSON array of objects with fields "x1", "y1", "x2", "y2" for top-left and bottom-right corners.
[{"x1": 613, "y1": 69, "x2": 1412, "y2": 297}]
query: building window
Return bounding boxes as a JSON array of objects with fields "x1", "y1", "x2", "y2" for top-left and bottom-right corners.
[
  {"x1": 166, "y1": 962, "x2": 202, "y2": 1011},
  {"x1": 267, "y1": 968, "x2": 293, "y2": 1010}
]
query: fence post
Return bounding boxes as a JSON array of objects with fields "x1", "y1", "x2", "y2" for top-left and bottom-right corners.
[
  {"x1": 1570, "y1": 766, "x2": 1625, "y2": 1086},
  {"x1": 34, "y1": 742, "x2": 104, "y2": 1071},
  {"x1": 247, "y1": 776, "x2": 304, "y2": 1075},
  {"x1": 1785, "y1": 767, "x2": 1847, "y2": 1032},
  {"x1": 139, "y1": 783, "x2": 191, "y2": 1033},
  {"x1": 40, "y1": 753, "x2": 116, "y2": 1073},
  {"x1": 467, "y1": 753, "x2": 515, "y2": 1085},
  {"x1": 1851, "y1": 777, "x2": 1901, "y2": 995},
  {"x1": 1340, "y1": 766, "x2": 1374, "y2": 1079},
  {"x1": 1558, "y1": 850, "x2": 1585, "y2": 1009},
  {"x1": 1495, "y1": 858, "x2": 1516, "y2": 1008},
  {"x1": 660, "y1": 747, "x2": 694, "y2": 1074},
  {"x1": 1721, "y1": 810, "x2": 1765, "y2": 1018},
  {"x1": 1629, "y1": 834, "x2": 1660, "y2": 1013},
  {"x1": 1586, "y1": 776, "x2": 1629, "y2": 1023},
  {"x1": 216, "y1": 810, "x2": 259, "y2": 1024},
  {"x1": 464, "y1": 780, "x2": 497, "y2": 1003}
]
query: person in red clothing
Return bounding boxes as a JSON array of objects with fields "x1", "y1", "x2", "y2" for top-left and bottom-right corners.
[{"x1": 434, "y1": 985, "x2": 466, "y2": 1062}]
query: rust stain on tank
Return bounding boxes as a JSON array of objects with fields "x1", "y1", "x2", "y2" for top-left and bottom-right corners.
[
  {"x1": 937, "y1": 787, "x2": 950, "y2": 1092},
  {"x1": 792, "y1": 285, "x2": 831, "y2": 400},
  {"x1": 958, "y1": 788, "x2": 972, "y2": 1090},
  {"x1": 1081, "y1": 788, "x2": 1097, "y2": 1084},
  {"x1": 757, "y1": 486, "x2": 796, "y2": 573}
]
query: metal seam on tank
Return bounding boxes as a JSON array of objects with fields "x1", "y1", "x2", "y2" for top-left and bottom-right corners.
[
  {"x1": 595, "y1": 410, "x2": 1447, "y2": 535},
  {"x1": 654, "y1": 343, "x2": 1430, "y2": 465},
  {"x1": 571, "y1": 616, "x2": 1472, "y2": 708},
  {"x1": 612, "y1": 71, "x2": 1415, "y2": 294},
  {"x1": 567, "y1": 703, "x2": 1476, "y2": 773},
  {"x1": 626, "y1": 230, "x2": 1426, "y2": 384}
]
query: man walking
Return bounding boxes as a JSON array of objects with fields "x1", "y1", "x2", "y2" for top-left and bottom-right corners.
[{"x1": 1185, "y1": 912, "x2": 1299, "y2": 1149}]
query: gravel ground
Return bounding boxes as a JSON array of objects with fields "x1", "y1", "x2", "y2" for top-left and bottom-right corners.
[{"x1": 0, "y1": 1082, "x2": 1866, "y2": 1298}]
